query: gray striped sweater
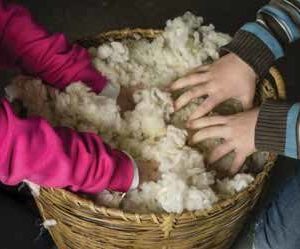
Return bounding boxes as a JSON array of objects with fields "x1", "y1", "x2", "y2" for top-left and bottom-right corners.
[{"x1": 224, "y1": 0, "x2": 300, "y2": 159}]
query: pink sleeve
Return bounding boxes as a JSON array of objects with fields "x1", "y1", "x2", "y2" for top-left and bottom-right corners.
[
  {"x1": 0, "y1": 99, "x2": 134, "y2": 194},
  {"x1": 0, "y1": 0, "x2": 107, "y2": 93}
]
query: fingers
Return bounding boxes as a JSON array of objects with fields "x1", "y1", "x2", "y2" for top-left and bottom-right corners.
[
  {"x1": 229, "y1": 153, "x2": 245, "y2": 175},
  {"x1": 190, "y1": 126, "x2": 229, "y2": 144},
  {"x1": 187, "y1": 115, "x2": 227, "y2": 129},
  {"x1": 169, "y1": 72, "x2": 210, "y2": 91},
  {"x1": 174, "y1": 84, "x2": 209, "y2": 110},
  {"x1": 189, "y1": 96, "x2": 222, "y2": 120},
  {"x1": 208, "y1": 142, "x2": 235, "y2": 164},
  {"x1": 188, "y1": 65, "x2": 210, "y2": 74}
]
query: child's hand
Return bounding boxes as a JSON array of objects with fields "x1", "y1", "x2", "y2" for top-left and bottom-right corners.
[
  {"x1": 136, "y1": 160, "x2": 160, "y2": 187},
  {"x1": 188, "y1": 108, "x2": 259, "y2": 175},
  {"x1": 117, "y1": 85, "x2": 144, "y2": 112},
  {"x1": 169, "y1": 53, "x2": 257, "y2": 121},
  {"x1": 117, "y1": 86, "x2": 135, "y2": 112}
]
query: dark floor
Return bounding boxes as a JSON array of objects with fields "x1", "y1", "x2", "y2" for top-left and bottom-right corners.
[{"x1": 1, "y1": 0, "x2": 300, "y2": 248}]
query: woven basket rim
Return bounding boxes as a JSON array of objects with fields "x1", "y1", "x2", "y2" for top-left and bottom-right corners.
[
  {"x1": 79, "y1": 28, "x2": 162, "y2": 40},
  {"x1": 41, "y1": 154, "x2": 275, "y2": 221},
  {"x1": 39, "y1": 28, "x2": 283, "y2": 223}
]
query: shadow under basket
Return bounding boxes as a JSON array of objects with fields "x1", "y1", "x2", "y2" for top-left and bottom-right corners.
[{"x1": 33, "y1": 29, "x2": 286, "y2": 249}]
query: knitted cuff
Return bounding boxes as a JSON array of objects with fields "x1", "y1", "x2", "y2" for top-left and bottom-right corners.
[
  {"x1": 222, "y1": 30, "x2": 275, "y2": 78},
  {"x1": 255, "y1": 100, "x2": 292, "y2": 154}
]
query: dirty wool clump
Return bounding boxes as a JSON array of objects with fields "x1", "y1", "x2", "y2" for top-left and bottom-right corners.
[{"x1": 6, "y1": 12, "x2": 258, "y2": 214}]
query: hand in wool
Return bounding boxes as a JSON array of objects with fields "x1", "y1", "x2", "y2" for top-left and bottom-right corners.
[
  {"x1": 117, "y1": 86, "x2": 135, "y2": 112},
  {"x1": 169, "y1": 53, "x2": 257, "y2": 121},
  {"x1": 187, "y1": 108, "x2": 259, "y2": 175},
  {"x1": 136, "y1": 160, "x2": 160, "y2": 187},
  {"x1": 117, "y1": 86, "x2": 144, "y2": 112}
]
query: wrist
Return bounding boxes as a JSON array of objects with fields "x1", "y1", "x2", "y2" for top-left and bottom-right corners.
[
  {"x1": 255, "y1": 101, "x2": 300, "y2": 158},
  {"x1": 130, "y1": 161, "x2": 139, "y2": 190},
  {"x1": 107, "y1": 150, "x2": 136, "y2": 192},
  {"x1": 229, "y1": 52, "x2": 258, "y2": 82},
  {"x1": 121, "y1": 151, "x2": 139, "y2": 190},
  {"x1": 222, "y1": 29, "x2": 276, "y2": 78},
  {"x1": 74, "y1": 67, "x2": 109, "y2": 93}
]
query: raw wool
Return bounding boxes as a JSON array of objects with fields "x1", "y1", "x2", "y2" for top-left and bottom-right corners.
[
  {"x1": 6, "y1": 12, "x2": 258, "y2": 214},
  {"x1": 52, "y1": 83, "x2": 124, "y2": 143},
  {"x1": 93, "y1": 12, "x2": 231, "y2": 87},
  {"x1": 7, "y1": 80, "x2": 124, "y2": 144},
  {"x1": 122, "y1": 182, "x2": 163, "y2": 213},
  {"x1": 184, "y1": 187, "x2": 219, "y2": 211},
  {"x1": 24, "y1": 180, "x2": 41, "y2": 197},
  {"x1": 124, "y1": 175, "x2": 218, "y2": 213},
  {"x1": 121, "y1": 88, "x2": 174, "y2": 140},
  {"x1": 120, "y1": 125, "x2": 218, "y2": 213},
  {"x1": 156, "y1": 173, "x2": 188, "y2": 213},
  {"x1": 95, "y1": 190, "x2": 126, "y2": 209},
  {"x1": 138, "y1": 126, "x2": 205, "y2": 176},
  {"x1": 216, "y1": 174, "x2": 255, "y2": 196},
  {"x1": 6, "y1": 76, "x2": 54, "y2": 121},
  {"x1": 8, "y1": 78, "x2": 218, "y2": 213},
  {"x1": 42, "y1": 219, "x2": 57, "y2": 229}
]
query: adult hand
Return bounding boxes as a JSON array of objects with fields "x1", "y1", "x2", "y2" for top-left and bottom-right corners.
[{"x1": 169, "y1": 53, "x2": 257, "y2": 121}]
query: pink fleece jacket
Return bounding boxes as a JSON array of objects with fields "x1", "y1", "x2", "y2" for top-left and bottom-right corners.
[{"x1": 0, "y1": 0, "x2": 134, "y2": 193}]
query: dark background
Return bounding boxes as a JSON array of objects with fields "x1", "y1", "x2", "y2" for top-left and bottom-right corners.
[
  {"x1": 1, "y1": 0, "x2": 300, "y2": 248},
  {"x1": 1, "y1": 0, "x2": 270, "y2": 95},
  {"x1": 2, "y1": 0, "x2": 300, "y2": 99},
  {"x1": 13, "y1": 0, "x2": 268, "y2": 38}
]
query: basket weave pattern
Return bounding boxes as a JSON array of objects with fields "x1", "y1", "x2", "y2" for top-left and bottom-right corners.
[{"x1": 34, "y1": 29, "x2": 286, "y2": 249}]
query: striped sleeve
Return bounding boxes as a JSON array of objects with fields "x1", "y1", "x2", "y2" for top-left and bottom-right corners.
[
  {"x1": 222, "y1": 0, "x2": 300, "y2": 77},
  {"x1": 255, "y1": 100, "x2": 300, "y2": 159}
]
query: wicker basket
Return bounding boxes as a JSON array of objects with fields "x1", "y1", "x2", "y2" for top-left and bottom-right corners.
[{"x1": 34, "y1": 29, "x2": 286, "y2": 249}]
